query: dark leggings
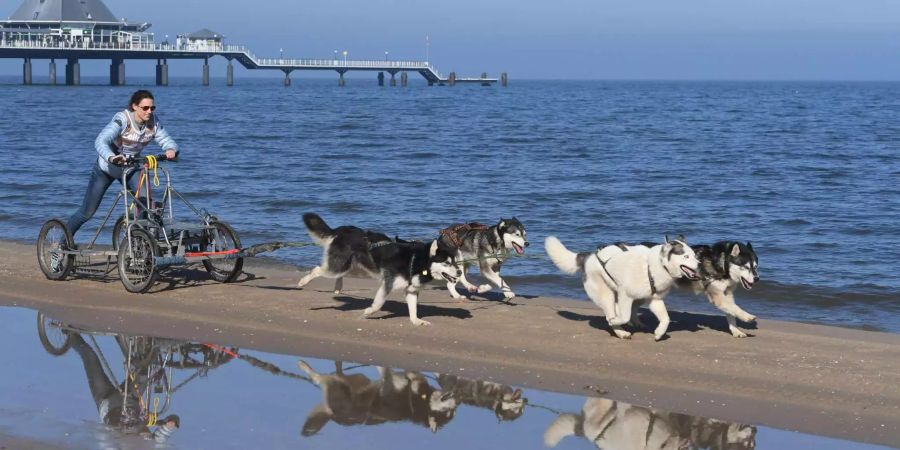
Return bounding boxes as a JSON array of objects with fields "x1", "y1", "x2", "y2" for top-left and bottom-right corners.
[{"x1": 67, "y1": 162, "x2": 140, "y2": 237}]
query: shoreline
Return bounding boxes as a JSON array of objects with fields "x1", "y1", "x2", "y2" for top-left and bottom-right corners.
[{"x1": 1, "y1": 239, "x2": 898, "y2": 446}]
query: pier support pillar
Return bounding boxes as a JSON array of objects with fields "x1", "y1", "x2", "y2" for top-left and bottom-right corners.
[
  {"x1": 501, "y1": 72, "x2": 508, "y2": 87},
  {"x1": 161, "y1": 60, "x2": 169, "y2": 86},
  {"x1": 110, "y1": 58, "x2": 125, "y2": 86},
  {"x1": 202, "y1": 58, "x2": 210, "y2": 86},
  {"x1": 448, "y1": 72, "x2": 456, "y2": 87},
  {"x1": 49, "y1": 59, "x2": 57, "y2": 85},
  {"x1": 400, "y1": 72, "x2": 408, "y2": 87},
  {"x1": 283, "y1": 70, "x2": 292, "y2": 87},
  {"x1": 227, "y1": 60, "x2": 234, "y2": 86},
  {"x1": 390, "y1": 71, "x2": 397, "y2": 86},
  {"x1": 65, "y1": 58, "x2": 80, "y2": 86},
  {"x1": 338, "y1": 71, "x2": 345, "y2": 87},
  {"x1": 378, "y1": 71, "x2": 384, "y2": 86},
  {"x1": 480, "y1": 72, "x2": 490, "y2": 87},
  {"x1": 23, "y1": 58, "x2": 32, "y2": 85}
]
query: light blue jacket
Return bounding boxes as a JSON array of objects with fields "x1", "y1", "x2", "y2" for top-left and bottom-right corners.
[{"x1": 95, "y1": 111, "x2": 179, "y2": 176}]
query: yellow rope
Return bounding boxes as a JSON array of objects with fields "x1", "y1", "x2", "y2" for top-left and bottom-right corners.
[
  {"x1": 145, "y1": 155, "x2": 160, "y2": 187},
  {"x1": 147, "y1": 397, "x2": 159, "y2": 426}
]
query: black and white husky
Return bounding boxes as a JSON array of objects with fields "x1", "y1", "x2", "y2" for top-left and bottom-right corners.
[
  {"x1": 297, "y1": 213, "x2": 461, "y2": 326},
  {"x1": 545, "y1": 235, "x2": 700, "y2": 341},
  {"x1": 678, "y1": 241, "x2": 759, "y2": 338},
  {"x1": 437, "y1": 218, "x2": 529, "y2": 300}
]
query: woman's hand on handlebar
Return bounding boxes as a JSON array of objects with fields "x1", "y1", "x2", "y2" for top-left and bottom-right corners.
[{"x1": 108, "y1": 155, "x2": 127, "y2": 166}]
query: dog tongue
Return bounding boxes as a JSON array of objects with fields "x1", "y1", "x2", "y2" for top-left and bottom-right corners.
[{"x1": 514, "y1": 244, "x2": 524, "y2": 254}]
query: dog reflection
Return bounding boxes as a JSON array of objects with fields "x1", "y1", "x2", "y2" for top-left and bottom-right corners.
[
  {"x1": 437, "y1": 374, "x2": 527, "y2": 421},
  {"x1": 298, "y1": 361, "x2": 457, "y2": 435},
  {"x1": 544, "y1": 398, "x2": 756, "y2": 450}
]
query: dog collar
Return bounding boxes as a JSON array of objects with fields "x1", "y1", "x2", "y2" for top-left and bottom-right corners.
[{"x1": 647, "y1": 264, "x2": 658, "y2": 295}]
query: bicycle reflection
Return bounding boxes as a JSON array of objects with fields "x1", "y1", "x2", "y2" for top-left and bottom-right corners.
[
  {"x1": 36, "y1": 311, "x2": 236, "y2": 442},
  {"x1": 544, "y1": 397, "x2": 756, "y2": 450}
]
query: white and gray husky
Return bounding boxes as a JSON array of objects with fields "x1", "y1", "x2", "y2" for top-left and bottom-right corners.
[
  {"x1": 437, "y1": 218, "x2": 529, "y2": 300},
  {"x1": 297, "y1": 213, "x2": 461, "y2": 326},
  {"x1": 544, "y1": 397, "x2": 756, "y2": 450},
  {"x1": 545, "y1": 235, "x2": 700, "y2": 341},
  {"x1": 678, "y1": 241, "x2": 759, "y2": 338}
]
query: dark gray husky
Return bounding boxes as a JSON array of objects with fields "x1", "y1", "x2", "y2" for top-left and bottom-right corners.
[
  {"x1": 297, "y1": 213, "x2": 460, "y2": 326},
  {"x1": 437, "y1": 218, "x2": 529, "y2": 299},
  {"x1": 678, "y1": 241, "x2": 759, "y2": 337}
]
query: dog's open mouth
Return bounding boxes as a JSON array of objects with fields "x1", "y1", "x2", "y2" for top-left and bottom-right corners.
[
  {"x1": 511, "y1": 242, "x2": 525, "y2": 255},
  {"x1": 441, "y1": 273, "x2": 458, "y2": 284},
  {"x1": 680, "y1": 265, "x2": 700, "y2": 280},
  {"x1": 741, "y1": 277, "x2": 754, "y2": 290}
]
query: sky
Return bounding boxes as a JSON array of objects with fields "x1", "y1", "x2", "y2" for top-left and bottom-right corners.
[{"x1": 2, "y1": 0, "x2": 900, "y2": 80}]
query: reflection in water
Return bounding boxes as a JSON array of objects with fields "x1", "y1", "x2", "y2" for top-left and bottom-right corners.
[
  {"x1": 298, "y1": 360, "x2": 460, "y2": 434},
  {"x1": 36, "y1": 312, "x2": 236, "y2": 444},
  {"x1": 544, "y1": 397, "x2": 756, "y2": 450},
  {"x1": 30, "y1": 310, "x2": 761, "y2": 449},
  {"x1": 296, "y1": 361, "x2": 531, "y2": 435},
  {"x1": 437, "y1": 374, "x2": 526, "y2": 421}
]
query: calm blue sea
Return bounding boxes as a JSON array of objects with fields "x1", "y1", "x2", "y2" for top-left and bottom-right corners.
[{"x1": 1, "y1": 76, "x2": 898, "y2": 332}]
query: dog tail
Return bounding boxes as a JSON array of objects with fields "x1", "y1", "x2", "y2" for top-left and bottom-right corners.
[
  {"x1": 543, "y1": 413, "x2": 579, "y2": 447},
  {"x1": 302, "y1": 213, "x2": 335, "y2": 245},
  {"x1": 545, "y1": 236, "x2": 586, "y2": 274}
]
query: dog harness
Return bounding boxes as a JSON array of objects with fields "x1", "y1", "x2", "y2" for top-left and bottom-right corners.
[
  {"x1": 367, "y1": 240, "x2": 394, "y2": 251},
  {"x1": 594, "y1": 250, "x2": 659, "y2": 296},
  {"x1": 439, "y1": 223, "x2": 488, "y2": 248}
]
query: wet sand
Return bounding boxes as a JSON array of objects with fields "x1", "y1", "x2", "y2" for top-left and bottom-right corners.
[{"x1": 2, "y1": 240, "x2": 898, "y2": 447}]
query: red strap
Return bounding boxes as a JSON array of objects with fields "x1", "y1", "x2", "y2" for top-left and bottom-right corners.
[{"x1": 184, "y1": 249, "x2": 240, "y2": 257}]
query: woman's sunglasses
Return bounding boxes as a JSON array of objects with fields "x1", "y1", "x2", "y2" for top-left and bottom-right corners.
[{"x1": 139, "y1": 105, "x2": 156, "y2": 112}]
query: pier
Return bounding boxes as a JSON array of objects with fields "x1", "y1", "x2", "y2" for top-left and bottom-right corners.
[
  {"x1": 1, "y1": 0, "x2": 504, "y2": 87},
  {"x1": 0, "y1": 42, "x2": 503, "y2": 87}
]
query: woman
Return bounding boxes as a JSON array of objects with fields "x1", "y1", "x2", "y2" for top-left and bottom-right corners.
[{"x1": 66, "y1": 90, "x2": 179, "y2": 237}]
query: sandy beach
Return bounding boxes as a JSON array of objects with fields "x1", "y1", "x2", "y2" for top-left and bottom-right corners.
[{"x1": 1, "y1": 239, "x2": 898, "y2": 447}]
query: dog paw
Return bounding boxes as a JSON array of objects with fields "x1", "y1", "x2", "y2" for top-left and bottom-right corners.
[
  {"x1": 731, "y1": 330, "x2": 748, "y2": 338},
  {"x1": 502, "y1": 290, "x2": 515, "y2": 299},
  {"x1": 333, "y1": 289, "x2": 342, "y2": 294},
  {"x1": 478, "y1": 285, "x2": 493, "y2": 294},
  {"x1": 613, "y1": 330, "x2": 632, "y2": 339},
  {"x1": 742, "y1": 314, "x2": 757, "y2": 323},
  {"x1": 410, "y1": 318, "x2": 432, "y2": 326},
  {"x1": 654, "y1": 333, "x2": 668, "y2": 342},
  {"x1": 449, "y1": 291, "x2": 464, "y2": 299},
  {"x1": 363, "y1": 307, "x2": 376, "y2": 317},
  {"x1": 297, "y1": 281, "x2": 308, "y2": 288}
]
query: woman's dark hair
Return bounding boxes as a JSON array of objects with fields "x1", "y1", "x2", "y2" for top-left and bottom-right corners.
[{"x1": 128, "y1": 90, "x2": 154, "y2": 110}]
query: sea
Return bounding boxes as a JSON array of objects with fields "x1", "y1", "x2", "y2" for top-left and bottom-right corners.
[{"x1": 1, "y1": 76, "x2": 898, "y2": 332}]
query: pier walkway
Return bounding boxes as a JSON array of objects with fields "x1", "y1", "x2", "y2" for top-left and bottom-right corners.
[{"x1": 0, "y1": 41, "x2": 502, "y2": 86}]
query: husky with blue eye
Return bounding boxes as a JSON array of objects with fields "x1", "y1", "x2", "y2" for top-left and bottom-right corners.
[
  {"x1": 297, "y1": 213, "x2": 461, "y2": 326},
  {"x1": 677, "y1": 241, "x2": 759, "y2": 338},
  {"x1": 545, "y1": 235, "x2": 700, "y2": 341}
]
